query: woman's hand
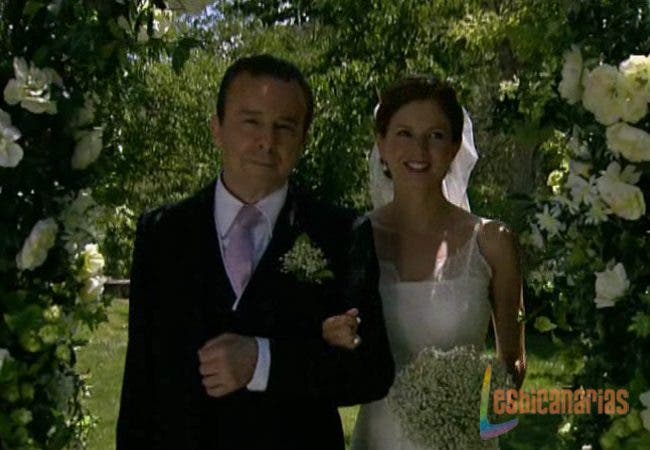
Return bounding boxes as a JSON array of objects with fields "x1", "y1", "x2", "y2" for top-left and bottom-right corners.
[{"x1": 322, "y1": 308, "x2": 362, "y2": 350}]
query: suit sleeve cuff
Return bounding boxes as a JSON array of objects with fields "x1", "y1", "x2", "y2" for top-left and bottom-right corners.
[{"x1": 246, "y1": 337, "x2": 270, "y2": 392}]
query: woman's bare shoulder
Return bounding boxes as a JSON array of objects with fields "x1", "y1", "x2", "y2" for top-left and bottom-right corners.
[{"x1": 476, "y1": 217, "x2": 520, "y2": 264}]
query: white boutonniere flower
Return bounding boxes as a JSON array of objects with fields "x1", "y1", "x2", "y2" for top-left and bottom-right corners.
[{"x1": 280, "y1": 233, "x2": 334, "y2": 284}]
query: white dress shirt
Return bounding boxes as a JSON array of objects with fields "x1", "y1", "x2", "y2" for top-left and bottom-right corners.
[{"x1": 214, "y1": 176, "x2": 287, "y2": 392}]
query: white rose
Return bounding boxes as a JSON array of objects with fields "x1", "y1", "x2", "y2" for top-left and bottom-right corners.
[
  {"x1": 594, "y1": 262, "x2": 629, "y2": 308},
  {"x1": 641, "y1": 391, "x2": 650, "y2": 408},
  {"x1": 640, "y1": 391, "x2": 650, "y2": 431},
  {"x1": 79, "y1": 275, "x2": 106, "y2": 302},
  {"x1": 79, "y1": 243, "x2": 105, "y2": 279},
  {"x1": 0, "y1": 348, "x2": 10, "y2": 372},
  {"x1": 16, "y1": 218, "x2": 59, "y2": 270},
  {"x1": 606, "y1": 122, "x2": 650, "y2": 162},
  {"x1": 60, "y1": 189, "x2": 97, "y2": 232},
  {"x1": 71, "y1": 127, "x2": 103, "y2": 169},
  {"x1": 72, "y1": 95, "x2": 97, "y2": 128},
  {"x1": 619, "y1": 54, "x2": 650, "y2": 101},
  {"x1": 617, "y1": 77, "x2": 648, "y2": 123},
  {"x1": 582, "y1": 64, "x2": 622, "y2": 125},
  {"x1": 558, "y1": 46, "x2": 583, "y2": 104},
  {"x1": 596, "y1": 162, "x2": 646, "y2": 220},
  {"x1": 3, "y1": 57, "x2": 60, "y2": 114},
  {"x1": 0, "y1": 108, "x2": 23, "y2": 167}
]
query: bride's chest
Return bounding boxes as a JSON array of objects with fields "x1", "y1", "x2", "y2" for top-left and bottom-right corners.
[{"x1": 378, "y1": 274, "x2": 493, "y2": 366}]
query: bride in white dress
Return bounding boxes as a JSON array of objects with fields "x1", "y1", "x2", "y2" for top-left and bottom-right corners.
[{"x1": 322, "y1": 76, "x2": 527, "y2": 450}]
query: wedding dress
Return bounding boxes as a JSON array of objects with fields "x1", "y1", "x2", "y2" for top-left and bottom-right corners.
[{"x1": 350, "y1": 211, "x2": 499, "y2": 450}]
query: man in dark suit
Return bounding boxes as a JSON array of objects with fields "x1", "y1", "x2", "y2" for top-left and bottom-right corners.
[{"x1": 116, "y1": 54, "x2": 394, "y2": 450}]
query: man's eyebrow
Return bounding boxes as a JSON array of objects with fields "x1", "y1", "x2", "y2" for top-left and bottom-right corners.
[{"x1": 238, "y1": 109, "x2": 262, "y2": 115}]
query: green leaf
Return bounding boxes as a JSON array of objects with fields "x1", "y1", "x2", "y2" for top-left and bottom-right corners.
[
  {"x1": 534, "y1": 316, "x2": 558, "y2": 332},
  {"x1": 628, "y1": 313, "x2": 650, "y2": 338},
  {"x1": 4, "y1": 305, "x2": 44, "y2": 334},
  {"x1": 639, "y1": 288, "x2": 650, "y2": 305},
  {"x1": 101, "y1": 41, "x2": 119, "y2": 61},
  {"x1": 23, "y1": 1, "x2": 46, "y2": 20},
  {"x1": 315, "y1": 269, "x2": 334, "y2": 280}
]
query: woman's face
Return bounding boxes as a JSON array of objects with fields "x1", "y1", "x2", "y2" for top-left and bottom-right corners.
[{"x1": 377, "y1": 99, "x2": 460, "y2": 191}]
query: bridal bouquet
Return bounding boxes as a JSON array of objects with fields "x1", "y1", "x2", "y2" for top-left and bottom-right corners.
[{"x1": 388, "y1": 345, "x2": 514, "y2": 449}]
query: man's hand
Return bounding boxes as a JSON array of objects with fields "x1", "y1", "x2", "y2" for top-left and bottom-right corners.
[{"x1": 197, "y1": 333, "x2": 258, "y2": 398}]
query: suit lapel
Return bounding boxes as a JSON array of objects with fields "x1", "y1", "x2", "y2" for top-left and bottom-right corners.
[{"x1": 189, "y1": 181, "x2": 237, "y2": 338}]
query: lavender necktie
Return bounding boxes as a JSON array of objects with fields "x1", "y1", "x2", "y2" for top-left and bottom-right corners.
[{"x1": 224, "y1": 204, "x2": 264, "y2": 298}]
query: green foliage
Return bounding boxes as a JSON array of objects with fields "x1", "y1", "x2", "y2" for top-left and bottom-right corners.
[
  {"x1": 0, "y1": 0, "x2": 205, "y2": 447},
  {"x1": 521, "y1": 1, "x2": 650, "y2": 447}
]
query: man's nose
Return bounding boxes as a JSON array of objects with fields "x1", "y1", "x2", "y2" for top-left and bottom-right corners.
[{"x1": 256, "y1": 126, "x2": 275, "y2": 152}]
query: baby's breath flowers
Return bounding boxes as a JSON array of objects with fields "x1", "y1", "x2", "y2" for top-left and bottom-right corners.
[
  {"x1": 279, "y1": 233, "x2": 333, "y2": 283},
  {"x1": 388, "y1": 345, "x2": 514, "y2": 449}
]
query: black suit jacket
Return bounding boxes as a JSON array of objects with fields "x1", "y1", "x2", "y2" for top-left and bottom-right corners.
[{"x1": 116, "y1": 181, "x2": 395, "y2": 450}]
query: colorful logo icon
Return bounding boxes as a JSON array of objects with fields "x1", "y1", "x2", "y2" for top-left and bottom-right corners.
[{"x1": 480, "y1": 364, "x2": 519, "y2": 440}]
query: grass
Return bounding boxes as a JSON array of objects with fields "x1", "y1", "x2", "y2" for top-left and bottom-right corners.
[
  {"x1": 76, "y1": 299, "x2": 129, "y2": 450},
  {"x1": 76, "y1": 300, "x2": 568, "y2": 450}
]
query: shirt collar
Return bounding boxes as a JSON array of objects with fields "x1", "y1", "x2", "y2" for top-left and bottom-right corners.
[{"x1": 214, "y1": 174, "x2": 288, "y2": 238}]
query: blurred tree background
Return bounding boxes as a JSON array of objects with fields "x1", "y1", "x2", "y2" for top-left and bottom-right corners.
[{"x1": 99, "y1": 0, "x2": 574, "y2": 276}]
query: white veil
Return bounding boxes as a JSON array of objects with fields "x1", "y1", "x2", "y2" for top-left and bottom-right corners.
[{"x1": 368, "y1": 107, "x2": 479, "y2": 212}]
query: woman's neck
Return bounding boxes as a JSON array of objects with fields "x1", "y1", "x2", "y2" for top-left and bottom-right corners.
[{"x1": 391, "y1": 184, "x2": 453, "y2": 233}]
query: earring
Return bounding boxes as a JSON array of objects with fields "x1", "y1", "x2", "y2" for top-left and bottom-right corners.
[{"x1": 380, "y1": 158, "x2": 392, "y2": 180}]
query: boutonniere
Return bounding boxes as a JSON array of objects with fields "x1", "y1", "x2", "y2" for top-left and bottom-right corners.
[{"x1": 279, "y1": 233, "x2": 334, "y2": 284}]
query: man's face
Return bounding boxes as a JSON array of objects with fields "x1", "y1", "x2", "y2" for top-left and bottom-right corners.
[{"x1": 212, "y1": 73, "x2": 308, "y2": 201}]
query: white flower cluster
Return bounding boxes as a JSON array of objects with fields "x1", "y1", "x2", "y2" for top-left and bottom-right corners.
[
  {"x1": 16, "y1": 218, "x2": 59, "y2": 271},
  {"x1": 535, "y1": 204, "x2": 565, "y2": 237},
  {"x1": 279, "y1": 233, "x2": 333, "y2": 283},
  {"x1": 606, "y1": 122, "x2": 650, "y2": 162},
  {"x1": 640, "y1": 391, "x2": 650, "y2": 431},
  {"x1": 550, "y1": 48, "x2": 650, "y2": 225},
  {"x1": 3, "y1": 57, "x2": 61, "y2": 114},
  {"x1": 594, "y1": 261, "x2": 629, "y2": 309},
  {"x1": 76, "y1": 243, "x2": 107, "y2": 304},
  {"x1": 388, "y1": 345, "x2": 512, "y2": 450},
  {"x1": 71, "y1": 127, "x2": 103, "y2": 170},
  {"x1": 59, "y1": 189, "x2": 107, "y2": 254},
  {"x1": 595, "y1": 162, "x2": 645, "y2": 221},
  {"x1": 0, "y1": 108, "x2": 23, "y2": 167},
  {"x1": 559, "y1": 48, "x2": 650, "y2": 161},
  {"x1": 69, "y1": 92, "x2": 103, "y2": 169},
  {"x1": 131, "y1": 8, "x2": 176, "y2": 43}
]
